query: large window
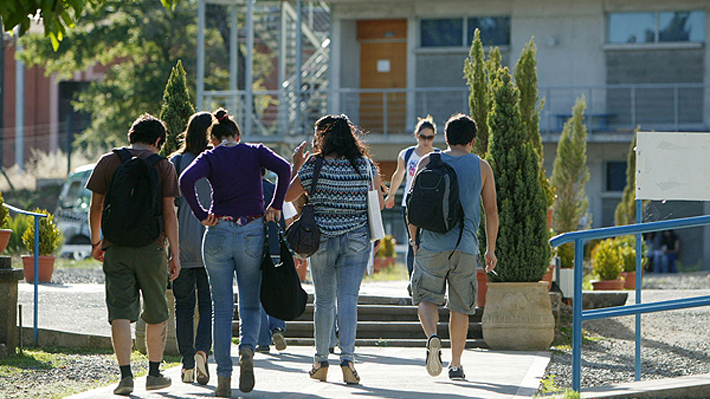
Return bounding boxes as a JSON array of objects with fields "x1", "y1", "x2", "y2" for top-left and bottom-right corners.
[
  {"x1": 606, "y1": 161, "x2": 627, "y2": 192},
  {"x1": 609, "y1": 11, "x2": 705, "y2": 44},
  {"x1": 421, "y1": 16, "x2": 510, "y2": 47}
]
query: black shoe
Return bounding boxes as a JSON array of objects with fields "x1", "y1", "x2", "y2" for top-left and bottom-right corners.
[
  {"x1": 146, "y1": 373, "x2": 171, "y2": 391},
  {"x1": 425, "y1": 335, "x2": 443, "y2": 377},
  {"x1": 113, "y1": 376, "x2": 133, "y2": 395},
  {"x1": 449, "y1": 366, "x2": 465, "y2": 380},
  {"x1": 255, "y1": 345, "x2": 271, "y2": 353}
]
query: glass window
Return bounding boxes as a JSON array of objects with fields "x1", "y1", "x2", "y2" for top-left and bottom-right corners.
[
  {"x1": 420, "y1": 18, "x2": 463, "y2": 47},
  {"x1": 606, "y1": 161, "x2": 627, "y2": 192},
  {"x1": 609, "y1": 12, "x2": 655, "y2": 43},
  {"x1": 468, "y1": 16, "x2": 511, "y2": 46},
  {"x1": 659, "y1": 11, "x2": 705, "y2": 42}
]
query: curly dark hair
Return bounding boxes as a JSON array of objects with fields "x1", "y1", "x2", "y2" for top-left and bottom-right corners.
[{"x1": 312, "y1": 114, "x2": 371, "y2": 176}]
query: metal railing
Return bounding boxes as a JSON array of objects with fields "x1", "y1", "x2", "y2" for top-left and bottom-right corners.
[
  {"x1": 549, "y1": 202, "x2": 710, "y2": 393},
  {"x1": 201, "y1": 83, "x2": 709, "y2": 139},
  {"x1": 4, "y1": 203, "x2": 48, "y2": 345}
]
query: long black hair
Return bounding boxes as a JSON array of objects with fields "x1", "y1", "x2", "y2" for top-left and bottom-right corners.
[
  {"x1": 172, "y1": 112, "x2": 213, "y2": 157},
  {"x1": 312, "y1": 114, "x2": 371, "y2": 176}
]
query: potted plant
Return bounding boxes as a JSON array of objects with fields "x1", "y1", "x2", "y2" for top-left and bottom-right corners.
[
  {"x1": 0, "y1": 192, "x2": 11, "y2": 253},
  {"x1": 616, "y1": 235, "x2": 646, "y2": 289},
  {"x1": 478, "y1": 62, "x2": 555, "y2": 351},
  {"x1": 591, "y1": 238, "x2": 624, "y2": 290},
  {"x1": 21, "y1": 209, "x2": 62, "y2": 283},
  {"x1": 374, "y1": 235, "x2": 396, "y2": 273}
]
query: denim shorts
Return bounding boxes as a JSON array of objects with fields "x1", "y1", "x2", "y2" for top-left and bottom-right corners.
[{"x1": 411, "y1": 248, "x2": 478, "y2": 315}]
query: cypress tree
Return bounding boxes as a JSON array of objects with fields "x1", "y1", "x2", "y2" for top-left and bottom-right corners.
[
  {"x1": 615, "y1": 130, "x2": 640, "y2": 225},
  {"x1": 159, "y1": 60, "x2": 195, "y2": 157},
  {"x1": 486, "y1": 68, "x2": 550, "y2": 282},
  {"x1": 464, "y1": 29, "x2": 489, "y2": 157},
  {"x1": 550, "y1": 97, "x2": 590, "y2": 267}
]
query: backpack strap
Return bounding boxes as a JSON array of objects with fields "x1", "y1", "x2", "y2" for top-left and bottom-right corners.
[
  {"x1": 146, "y1": 153, "x2": 166, "y2": 167},
  {"x1": 113, "y1": 148, "x2": 133, "y2": 163},
  {"x1": 174, "y1": 154, "x2": 183, "y2": 173},
  {"x1": 429, "y1": 152, "x2": 443, "y2": 165},
  {"x1": 403, "y1": 146, "x2": 416, "y2": 166}
]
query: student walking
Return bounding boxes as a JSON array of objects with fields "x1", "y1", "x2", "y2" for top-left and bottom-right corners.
[
  {"x1": 385, "y1": 116, "x2": 439, "y2": 289},
  {"x1": 87, "y1": 114, "x2": 181, "y2": 395},
  {"x1": 179, "y1": 108, "x2": 290, "y2": 397},
  {"x1": 408, "y1": 114, "x2": 498, "y2": 380},
  {"x1": 169, "y1": 112, "x2": 214, "y2": 385},
  {"x1": 286, "y1": 114, "x2": 384, "y2": 385}
]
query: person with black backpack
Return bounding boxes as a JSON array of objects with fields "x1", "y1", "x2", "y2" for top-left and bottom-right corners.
[
  {"x1": 407, "y1": 113, "x2": 498, "y2": 382},
  {"x1": 87, "y1": 114, "x2": 181, "y2": 396},
  {"x1": 384, "y1": 115, "x2": 440, "y2": 294},
  {"x1": 169, "y1": 112, "x2": 214, "y2": 387}
]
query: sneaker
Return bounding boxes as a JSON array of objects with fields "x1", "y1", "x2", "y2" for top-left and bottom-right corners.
[
  {"x1": 113, "y1": 376, "x2": 133, "y2": 395},
  {"x1": 272, "y1": 328, "x2": 287, "y2": 351},
  {"x1": 255, "y1": 345, "x2": 271, "y2": 353},
  {"x1": 181, "y1": 368, "x2": 194, "y2": 383},
  {"x1": 146, "y1": 373, "x2": 172, "y2": 391},
  {"x1": 449, "y1": 366, "x2": 466, "y2": 380},
  {"x1": 425, "y1": 335, "x2": 443, "y2": 377},
  {"x1": 239, "y1": 347, "x2": 255, "y2": 393},
  {"x1": 195, "y1": 352, "x2": 210, "y2": 386}
]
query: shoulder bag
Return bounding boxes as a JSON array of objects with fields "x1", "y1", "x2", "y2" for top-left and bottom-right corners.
[{"x1": 284, "y1": 156, "x2": 324, "y2": 258}]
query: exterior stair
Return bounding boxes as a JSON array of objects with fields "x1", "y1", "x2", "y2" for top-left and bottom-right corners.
[{"x1": 233, "y1": 294, "x2": 488, "y2": 349}]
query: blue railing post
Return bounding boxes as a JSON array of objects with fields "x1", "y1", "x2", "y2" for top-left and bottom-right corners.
[
  {"x1": 635, "y1": 199, "x2": 642, "y2": 381},
  {"x1": 572, "y1": 238, "x2": 584, "y2": 392}
]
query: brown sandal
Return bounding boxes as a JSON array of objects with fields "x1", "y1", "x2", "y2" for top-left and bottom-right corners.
[
  {"x1": 309, "y1": 361, "x2": 329, "y2": 381},
  {"x1": 340, "y1": 360, "x2": 360, "y2": 385}
]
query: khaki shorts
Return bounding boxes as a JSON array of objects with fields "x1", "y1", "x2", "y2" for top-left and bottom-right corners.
[
  {"x1": 411, "y1": 248, "x2": 478, "y2": 315},
  {"x1": 103, "y1": 243, "x2": 169, "y2": 324}
]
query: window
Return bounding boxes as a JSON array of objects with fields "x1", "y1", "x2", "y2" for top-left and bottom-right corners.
[
  {"x1": 608, "y1": 10, "x2": 705, "y2": 44},
  {"x1": 606, "y1": 161, "x2": 627, "y2": 192},
  {"x1": 420, "y1": 16, "x2": 510, "y2": 47}
]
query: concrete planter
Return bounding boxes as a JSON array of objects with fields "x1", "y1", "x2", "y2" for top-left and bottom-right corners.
[{"x1": 482, "y1": 281, "x2": 555, "y2": 351}]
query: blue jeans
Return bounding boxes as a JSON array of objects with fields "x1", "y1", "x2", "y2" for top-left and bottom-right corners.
[
  {"x1": 309, "y1": 226, "x2": 370, "y2": 364},
  {"x1": 202, "y1": 219, "x2": 264, "y2": 377},
  {"x1": 258, "y1": 304, "x2": 286, "y2": 346},
  {"x1": 172, "y1": 267, "x2": 212, "y2": 369}
]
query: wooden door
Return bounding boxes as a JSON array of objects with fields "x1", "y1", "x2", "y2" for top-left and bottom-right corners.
[{"x1": 358, "y1": 19, "x2": 407, "y2": 133}]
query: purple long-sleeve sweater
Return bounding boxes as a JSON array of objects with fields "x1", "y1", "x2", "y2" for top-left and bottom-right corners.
[{"x1": 179, "y1": 143, "x2": 291, "y2": 222}]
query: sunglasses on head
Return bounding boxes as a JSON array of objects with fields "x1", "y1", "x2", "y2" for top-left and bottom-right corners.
[{"x1": 418, "y1": 134, "x2": 435, "y2": 140}]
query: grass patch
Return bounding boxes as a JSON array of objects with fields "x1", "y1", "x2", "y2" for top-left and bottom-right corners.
[
  {"x1": 364, "y1": 262, "x2": 408, "y2": 281},
  {"x1": 55, "y1": 256, "x2": 102, "y2": 270}
]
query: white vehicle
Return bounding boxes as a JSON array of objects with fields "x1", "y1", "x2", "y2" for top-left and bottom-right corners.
[{"x1": 55, "y1": 164, "x2": 95, "y2": 259}]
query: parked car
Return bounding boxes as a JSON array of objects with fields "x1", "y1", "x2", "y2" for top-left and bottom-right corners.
[{"x1": 55, "y1": 163, "x2": 94, "y2": 259}]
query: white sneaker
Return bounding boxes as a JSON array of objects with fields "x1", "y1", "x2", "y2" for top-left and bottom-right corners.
[{"x1": 181, "y1": 368, "x2": 194, "y2": 383}]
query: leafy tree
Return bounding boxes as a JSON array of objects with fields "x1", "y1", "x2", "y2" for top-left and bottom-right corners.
[
  {"x1": 550, "y1": 97, "x2": 590, "y2": 267},
  {"x1": 0, "y1": 0, "x2": 176, "y2": 50},
  {"x1": 615, "y1": 130, "x2": 641, "y2": 225},
  {"x1": 17, "y1": 0, "x2": 232, "y2": 151},
  {"x1": 159, "y1": 60, "x2": 195, "y2": 157},
  {"x1": 486, "y1": 68, "x2": 550, "y2": 282}
]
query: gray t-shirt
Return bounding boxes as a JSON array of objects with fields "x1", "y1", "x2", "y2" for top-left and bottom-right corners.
[{"x1": 419, "y1": 153, "x2": 482, "y2": 255}]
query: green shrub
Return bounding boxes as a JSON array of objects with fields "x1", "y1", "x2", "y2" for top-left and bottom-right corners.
[
  {"x1": 376, "y1": 235, "x2": 396, "y2": 258},
  {"x1": 6, "y1": 214, "x2": 31, "y2": 254},
  {"x1": 21, "y1": 209, "x2": 63, "y2": 256},
  {"x1": 0, "y1": 192, "x2": 8, "y2": 228},
  {"x1": 592, "y1": 238, "x2": 622, "y2": 281},
  {"x1": 556, "y1": 242, "x2": 575, "y2": 268}
]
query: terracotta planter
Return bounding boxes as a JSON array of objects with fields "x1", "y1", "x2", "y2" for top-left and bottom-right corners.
[
  {"x1": 22, "y1": 255, "x2": 55, "y2": 283},
  {"x1": 0, "y1": 229, "x2": 11, "y2": 253},
  {"x1": 541, "y1": 264, "x2": 555, "y2": 290},
  {"x1": 373, "y1": 256, "x2": 395, "y2": 273},
  {"x1": 482, "y1": 281, "x2": 555, "y2": 350},
  {"x1": 621, "y1": 271, "x2": 641, "y2": 289},
  {"x1": 592, "y1": 278, "x2": 625, "y2": 291},
  {"x1": 476, "y1": 268, "x2": 488, "y2": 308}
]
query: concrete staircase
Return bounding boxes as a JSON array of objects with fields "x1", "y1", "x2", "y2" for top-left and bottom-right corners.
[{"x1": 233, "y1": 294, "x2": 487, "y2": 348}]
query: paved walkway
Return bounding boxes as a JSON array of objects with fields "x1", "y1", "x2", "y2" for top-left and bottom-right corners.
[{"x1": 18, "y1": 279, "x2": 552, "y2": 398}]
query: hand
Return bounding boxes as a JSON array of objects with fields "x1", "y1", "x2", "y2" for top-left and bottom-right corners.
[
  {"x1": 265, "y1": 207, "x2": 281, "y2": 223},
  {"x1": 373, "y1": 239, "x2": 381, "y2": 254},
  {"x1": 484, "y1": 250, "x2": 497, "y2": 273},
  {"x1": 292, "y1": 141, "x2": 309, "y2": 171},
  {"x1": 91, "y1": 240, "x2": 105, "y2": 262},
  {"x1": 169, "y1": 256, "x2": 181, "y2": 282},
  {"x1": 384, "y1": 195, "x2": 395, "y2": 209},
  {"x1": 201, "y1": 214, "x2": 218, "y2": 226}
]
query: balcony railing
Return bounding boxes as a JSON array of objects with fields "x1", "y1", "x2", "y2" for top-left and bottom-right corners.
[{"x1": 201, "y1": 83, "x2": 709, "y2": 140}]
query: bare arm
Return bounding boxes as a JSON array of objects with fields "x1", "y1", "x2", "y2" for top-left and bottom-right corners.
[
  {"x1": 89, "y1": 192, "x2": 105, "y2": 262},
  {"x1": 384, "y1": 155, "x2": 406, "y2": 209},
  {"x1": 162, "y1": 196, "x2": 181, "y2": 281},
  {"x1": 480, "y1": 159, "x2": 498, "y2": 272},
  {"x1": 286, "y1": 141, "x2": 308, "y2": 202}
]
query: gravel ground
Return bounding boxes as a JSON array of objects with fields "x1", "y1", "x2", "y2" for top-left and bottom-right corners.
[{"x1": 544, "y1": 271, "x2": 710, "y2": 395}]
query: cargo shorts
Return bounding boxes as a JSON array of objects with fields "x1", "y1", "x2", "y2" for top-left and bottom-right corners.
[
  {"x1": 103, "y1": 243, "x2": 169, "y2": 324},
  {"x1": 411, "y1": 247, "x2": 478, "y2": 315}
]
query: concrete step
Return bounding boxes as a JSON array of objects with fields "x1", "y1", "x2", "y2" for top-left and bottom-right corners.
[
  {"x1": 234, "y1": 294, "x2": 419, "y2": 306},
  {"x1": 232, "y1": 320, "x2": 483, "y2": 340},
  {"x1": 282, "y1": 337, "x2": 488, "y2": 349}
]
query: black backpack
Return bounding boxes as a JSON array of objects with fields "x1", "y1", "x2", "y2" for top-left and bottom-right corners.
[
  {"x1": 406, "y1": 152, "x2": 464, "y2": 237},
  {"x1": 102, "y1": 148, "x2": 165, "y2": 247}
]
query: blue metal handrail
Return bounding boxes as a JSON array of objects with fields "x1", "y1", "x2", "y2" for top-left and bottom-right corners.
[
  {"x1": 549, "y1": 210, "x2": 710, "y2": 392},
  {"x1": 3, "y1": 203, "x2": 48, "y2": 345}
]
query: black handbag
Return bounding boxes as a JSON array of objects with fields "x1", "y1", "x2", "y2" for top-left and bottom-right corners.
[
  {"x1": 284, "y1": 156, "x2": 323, "y2": 258},
  {"x1": 260, "y1": 221, "x2": 308, "y2": 321}
]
